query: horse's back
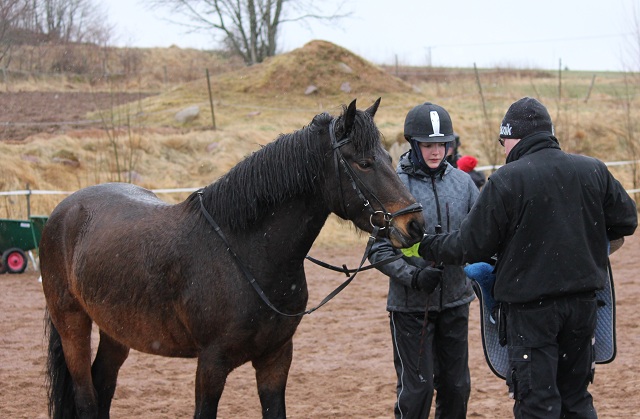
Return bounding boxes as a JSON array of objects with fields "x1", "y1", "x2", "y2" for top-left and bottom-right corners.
[
  {"x1": 43, "y1": 183, "x2": 163, "y2": 252},
  {"x1": 43, "y1": 182, "x2": 161, "y2": 274},
  {"x1": 52, "y1": 182, "x2": 165, "y2": 215}
]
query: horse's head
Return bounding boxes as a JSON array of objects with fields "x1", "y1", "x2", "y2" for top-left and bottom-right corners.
[{"x1": 324, "y1": 98, "x2": 425, "y2": 248}]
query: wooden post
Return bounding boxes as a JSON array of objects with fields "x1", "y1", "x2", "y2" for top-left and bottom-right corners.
[
  {"x1": 206, "y1": 68, "x2": 217, "y2": 130},
  {"x1": 584, "y1": 74, "x2": 596, "y2": 103},
  {"x1": 26, "y1": 183, "x2": 31, "y2": 219},
  {"x1": 556, "y1": 59, "x2": 563, "y2": 124}
]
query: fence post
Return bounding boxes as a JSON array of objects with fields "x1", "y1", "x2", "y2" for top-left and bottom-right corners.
[
  {"x1": 26, "y1": 183, "x2": 31, "y2": 219},
  {"x1": 584, "y1": 74, "x2": 596, "y2": 103},
  {"x1": 206, "y1": 68, "x2": 216, "y2": 130}
]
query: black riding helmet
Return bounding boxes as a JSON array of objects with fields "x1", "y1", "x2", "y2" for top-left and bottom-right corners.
[{"x1": 404, "y1": 102, "x2": 456, "y2": 175}]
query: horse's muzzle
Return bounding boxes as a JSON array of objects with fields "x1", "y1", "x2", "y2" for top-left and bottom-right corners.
[{"x1": 387, "y1": 215, "x2": 425, "y2": 248}]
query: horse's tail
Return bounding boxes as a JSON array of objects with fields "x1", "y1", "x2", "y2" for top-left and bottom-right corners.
[{"x1": 44, "y1": 309, "x2": 77, "y2": 419}]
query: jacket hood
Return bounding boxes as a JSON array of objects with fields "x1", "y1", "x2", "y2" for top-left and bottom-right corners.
[
  {"x1": 506, "y1": 132, "x2": 561, "y2": 164},
  {"x1": 399, "y1": 150, "x2": 453, "y2": 178}
]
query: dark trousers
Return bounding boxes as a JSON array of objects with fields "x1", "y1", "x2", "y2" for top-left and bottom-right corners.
[
  {"x1": 390, "y1": 304, "x2": 470, "y2": 419},
  {"x1": 505, "y1": 292, "x2": 598, "y2": 419}
]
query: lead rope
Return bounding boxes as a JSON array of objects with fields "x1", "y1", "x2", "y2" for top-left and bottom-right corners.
[
  {"x1": 198, "y1": 190, "x2": 380, "y2": 317},
  {"x1": 305, "y1": 201, "x2": 422, "y2": 276},
  {"x1": 416, "y1": 299, "x2": 430, "y2": 382},
  {"x1": 415, "y1": 178, "x2": 448, "y2": 381}
]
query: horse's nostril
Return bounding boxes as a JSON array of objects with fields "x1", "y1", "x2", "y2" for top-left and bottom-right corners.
[{"x1": 409, "y1": 220, "x2": 424, "y2": 240}]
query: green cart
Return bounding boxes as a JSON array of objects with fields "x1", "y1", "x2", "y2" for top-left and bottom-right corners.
[{"x1": 0, "y1": 214, "x2": 48, "y2": 274}]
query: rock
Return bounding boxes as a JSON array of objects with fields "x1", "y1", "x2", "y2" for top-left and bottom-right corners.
[
  {"x1": 338, "y1": 62, "x2": 353, "y2": 73},
  {"x1": 21, "y1": 154, "x2": 40, "y2": 163},
  {"x1": 175, "y1": 106, "x2": 200, "y2": 124},
  {"x1": 52, "y1": 157, "x2": 80, "y2": 167},
  {"x1": 127, "y1": 171, "x2": 143, "y2": 183},
  {"x1": 340, "y1": 82, "x2": 351, "y2": 93},
  {"x1": 305, "y1": 85, "x2": 318, "y2": 95}
]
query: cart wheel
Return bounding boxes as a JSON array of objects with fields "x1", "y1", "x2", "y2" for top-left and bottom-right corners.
[{"x1": 2, "y1": 248, "x2": 28, "y2": 274}]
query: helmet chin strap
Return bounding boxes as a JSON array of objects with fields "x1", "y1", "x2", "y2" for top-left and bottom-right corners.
[{"x1": 409, "y1": 141, "x2": 450, "y2": 175}]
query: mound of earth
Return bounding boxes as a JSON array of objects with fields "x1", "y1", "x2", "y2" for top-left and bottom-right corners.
[{"x1": 216, "y1": 40, "x2": 414, "y2": 96}]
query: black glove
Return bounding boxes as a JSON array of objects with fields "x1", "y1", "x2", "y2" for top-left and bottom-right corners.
[
  {"x1": 418, "y1": 235, "x2": 435, "y2": 259},
  {"x1": 411, "y1": 266, "x2": 443, "y2": 293}
]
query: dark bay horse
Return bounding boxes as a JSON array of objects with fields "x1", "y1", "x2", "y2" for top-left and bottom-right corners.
[{"x1": 40, "y1": 98, "x2": 425, "y2": 418}]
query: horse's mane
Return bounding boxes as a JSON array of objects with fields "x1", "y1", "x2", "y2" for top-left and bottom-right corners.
[{"x1": 192, "y1": 106, "x2": 381, "y2": 231}]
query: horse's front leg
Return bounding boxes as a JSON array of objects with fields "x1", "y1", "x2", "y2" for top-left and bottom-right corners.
[
  {"x1": 194, "y1": 346, "x2": 232, "y2": 418},
  {"x1": 252, "y1": 339, "x2": 293, "y2": 419}
]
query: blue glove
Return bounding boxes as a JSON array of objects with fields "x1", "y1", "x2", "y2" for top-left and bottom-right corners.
[{"x1": 464, "y1": 262, "x2": 497, "y2": 311}]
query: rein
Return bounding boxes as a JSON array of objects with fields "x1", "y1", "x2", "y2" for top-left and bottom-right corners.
[
  {"x1": 196, "y1": 116, "x2": 422, "y2": 317},
  {"x1": 198, "y1": 191, "x2": 382, "y2": 317}
]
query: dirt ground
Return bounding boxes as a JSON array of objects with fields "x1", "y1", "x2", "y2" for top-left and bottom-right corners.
[
  {"x1": 0, "y1": 92, "x2": 153, "y2": 141},
  {"x1": 0, "y1": 229, "x2": 638, "y2": 418}
]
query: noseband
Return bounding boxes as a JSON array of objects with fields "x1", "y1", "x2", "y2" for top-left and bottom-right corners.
[{"x1": 328, "y1": 118, "x2": 422, "y2": 231}]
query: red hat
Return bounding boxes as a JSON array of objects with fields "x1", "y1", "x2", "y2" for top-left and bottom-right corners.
[{"x1": 457, "y1": 155, "x2": 477, "y2": 173}]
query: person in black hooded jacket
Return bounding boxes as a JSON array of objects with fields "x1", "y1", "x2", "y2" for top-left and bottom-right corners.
[{"x1": 420, "y1": 97, "x2": 637, "y2": 418}]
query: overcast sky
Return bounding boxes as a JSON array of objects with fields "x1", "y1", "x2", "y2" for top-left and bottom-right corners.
[{"x1": 107, "y1": 0, "x2": 639, "y2": 72}]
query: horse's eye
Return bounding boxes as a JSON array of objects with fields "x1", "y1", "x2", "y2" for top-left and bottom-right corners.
[{"x1": 356, "y1": 160, "x2": 372, "y2": 170}]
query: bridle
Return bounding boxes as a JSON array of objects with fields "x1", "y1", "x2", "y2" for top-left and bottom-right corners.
[
  {"x1": 198, "y1": 116, "x2": 423, "y2": 317},
  {"x1": 327, "y1": 118, "x2": 423, "y2": 231}
]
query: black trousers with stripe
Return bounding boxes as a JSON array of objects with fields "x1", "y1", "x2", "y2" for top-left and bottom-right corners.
[{"x1": 390, "y1": 304, "x2": 470, "y2": 419}]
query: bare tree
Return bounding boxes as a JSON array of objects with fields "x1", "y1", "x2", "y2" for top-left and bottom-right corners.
[
  {"x1": 0, "y1": 0, "x2": 113, "y2": 75},
  {"x1": 0, "y1": 0, "x2": 30, "y2": 65},
  {"x1": 145, "y1": 0, "x2": 350, "y2": 65},
  {"x1": 1, "y1": 0, "x2": 111, "y2": 45},
  {"x1": 33, "y1": 0, "x2": 111, "y2": 43}
]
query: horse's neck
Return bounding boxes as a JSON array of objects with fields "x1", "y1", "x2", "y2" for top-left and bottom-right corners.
[{"x1": 247, "y1": 196, "x2": 330, "y2": 262}]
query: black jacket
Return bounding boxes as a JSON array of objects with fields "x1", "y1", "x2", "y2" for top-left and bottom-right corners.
[{"x1": 424, "y1": 132, "x2": 638, "y2": 304}]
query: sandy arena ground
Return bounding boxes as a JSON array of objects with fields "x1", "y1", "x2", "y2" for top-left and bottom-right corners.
[{"x1": 1, "y1": 230, "x2": 638, "y2": 418}]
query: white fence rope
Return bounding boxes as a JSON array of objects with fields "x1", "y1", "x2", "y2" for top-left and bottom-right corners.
[
  {"x1": 476, "y1": 159, "x2": 640, "y2": 173},
  {"x1": 0, "y1": 187, "x2": 201, "y2": 197},
  {"x1": 0, "y1": 161, "x2": 638, "y2": 199}
]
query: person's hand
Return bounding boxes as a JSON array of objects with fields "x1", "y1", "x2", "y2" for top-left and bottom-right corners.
[
  {"x1": 411, "y1": 266, "x2": 443, "y2": 293},
  {"x1": 418, "y1": 235, "x2": 434, "y2": 259}
]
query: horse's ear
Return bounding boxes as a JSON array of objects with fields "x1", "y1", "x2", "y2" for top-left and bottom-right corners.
[
  {"x1": 365, "y1": 97, "x2": 382, "y2": 118},
  {"x1": 342, "y1": 99, "x2": 357, "y2": 136}
]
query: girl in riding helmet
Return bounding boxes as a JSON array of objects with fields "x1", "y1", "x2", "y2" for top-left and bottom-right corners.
[{"x1": 369, "y1": 102, "x2": 478, "y2": 419}]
